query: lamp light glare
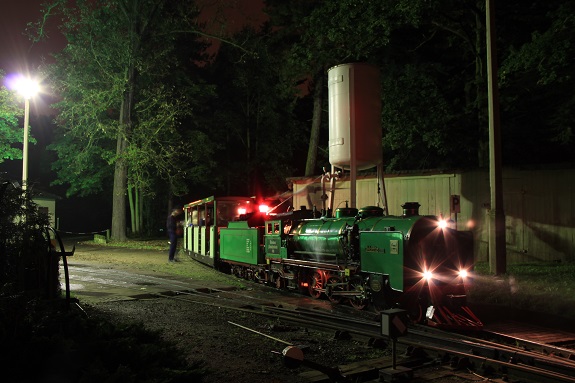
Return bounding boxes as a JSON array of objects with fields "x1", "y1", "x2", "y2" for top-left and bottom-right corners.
[{"x1": 14, "y1": 77, "x2": 40, "y2": 99}]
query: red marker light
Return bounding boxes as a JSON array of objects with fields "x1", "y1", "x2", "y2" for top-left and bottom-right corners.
[
  {"x1": 259, "y1": 204, "x2": 269, "y2": 213},
  {"x1": 238, "y1": 207, "x2": 247, "y2": 215}
]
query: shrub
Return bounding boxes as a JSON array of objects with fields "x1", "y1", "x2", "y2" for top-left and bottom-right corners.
[{"x1": 0, "y1": 179, "x2": 59, "y2": 298}]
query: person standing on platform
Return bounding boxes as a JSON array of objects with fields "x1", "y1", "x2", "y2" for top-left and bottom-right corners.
[{"x1": 166, "y1": 208, "x2": 182, "y2": 262}]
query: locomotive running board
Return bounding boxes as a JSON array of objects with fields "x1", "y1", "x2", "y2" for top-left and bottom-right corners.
[{"x1": 426, "y1": 305, "x2": 483, "y2": 331}]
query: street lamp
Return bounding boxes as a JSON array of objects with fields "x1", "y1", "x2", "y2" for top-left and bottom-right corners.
[{"x1": 14, "y1": 77, "x2": 39, "y2": 191}]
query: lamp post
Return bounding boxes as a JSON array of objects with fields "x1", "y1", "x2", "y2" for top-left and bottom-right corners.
[{"x1": 15, "y1": 77, "x2": 39, "y2": 192}]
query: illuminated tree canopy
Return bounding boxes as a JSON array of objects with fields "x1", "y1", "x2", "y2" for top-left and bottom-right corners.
[
  {"x1": 0, "y1": 72, "x2": 25, "y2": 163},
  {"x1": 33, "y1": 0, "x2": 216, "y2": 239}
]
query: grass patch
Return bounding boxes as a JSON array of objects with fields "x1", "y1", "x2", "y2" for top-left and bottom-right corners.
[
  {"x1": 470, "y1": 261, "x2": 575, "y2": 320},
  {"x1": 100, "y1": 238, "x2": 168, "y2": 251},
  {"x1": 74, "y1": 237, "x2": 248, "y2": 289}
]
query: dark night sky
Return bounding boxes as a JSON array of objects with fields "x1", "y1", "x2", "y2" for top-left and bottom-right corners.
[
  {"x1": 0, "y1": 0, "x2": 266, "y2": 114},
  {"x1": 1, "y1": 0, "x2": 266, "y2": 232},
  {"x1": 0, "y1": 1, "x2": 66, "y2": 115},
  {"x1": 0, "y1": 1, "x2": 60, "y2": 72}
]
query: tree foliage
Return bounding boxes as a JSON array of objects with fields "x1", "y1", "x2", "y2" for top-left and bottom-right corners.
[
  {"x1": 264, "y1": 0, "x2": 574, "y2": 171},
  {"x1": 34, "y1": 0, "x2": 216, "y2": 239},
  {"x1": 205, "y1": 25, "x2": 307, "y2": 196},
  {"x1": 0, "y1": 73, "x2": 25, "y2": 163},
  {"x1": 264, "y1": 0, "x2": 414, "y2": 175},
  {"x1": 499, "y1": 0, "x2": 575, "y2": 163}
]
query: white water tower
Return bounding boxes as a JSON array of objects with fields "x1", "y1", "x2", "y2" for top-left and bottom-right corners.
[{"x1": 328, "y1": 63, "x2": 382, "y2": 208}]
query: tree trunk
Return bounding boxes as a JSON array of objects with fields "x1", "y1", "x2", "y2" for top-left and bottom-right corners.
[
  {"x1": 305, "y1": 74, "x2": 323, "y2": 176},
  {"x1": 138, "y1": 190, "x2": 143, "y2": 234},
  {"x1": 111, "y1": 133, "x2": 127, "y2": 241},
  {"x1": 135, "y1": 187, "x2": 141, "y2": 234},
  {"x1": 127, "y1": 185, "x2": 141, "y2": 235},
  {"x1": 128, "y1": 184, "x2": 135, "y2": 235},
  {"x1": 111, "y1": 61, "x2": 135, "y2": 241}
]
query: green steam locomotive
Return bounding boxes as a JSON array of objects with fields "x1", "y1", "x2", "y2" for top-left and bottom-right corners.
[{"x1": 182, "y1": 196, "x2": 482, "y2": 330}]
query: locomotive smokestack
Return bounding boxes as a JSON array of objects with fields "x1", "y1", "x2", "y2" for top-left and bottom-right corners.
[{"x1": 402, "y1": 202, "x2": 421, "y2": 217}]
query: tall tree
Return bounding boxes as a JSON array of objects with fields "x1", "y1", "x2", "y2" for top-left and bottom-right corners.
[
  {"x1": 499, "y1": 0, "x2": 575, "y2": 164},
  {"x1": 206, "y1": 24, "x2": 307, "y2": 196},
  {"x1": 371, "y1": 1, "x2": 486, "y2": 170},
  {"x1": 32, "y1": 0, "x2": 214, "y2": 240}
]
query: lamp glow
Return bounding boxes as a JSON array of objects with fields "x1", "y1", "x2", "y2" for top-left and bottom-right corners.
[
  {"x1": 15, "y1": 77, "x2": 40, "y2": 100},
  {"x1": 11, "y1": 75, "x2": 40, "y2": 191}
]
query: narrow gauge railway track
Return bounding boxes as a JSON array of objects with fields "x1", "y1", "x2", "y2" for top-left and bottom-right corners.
[
  {"x1": 67, "y1": 264, "x2": 298, "y2": 309},
  {"x1": 67, "y1": 264, "x2": 350, "y2": 317},
  {"x1": 68, "y1": 265, "x2": 575, "y2": 382},
  {"x1": 483, "y1": 320, "x2": 575, "y2": 359},
  {"x1": 67, "y1": 264, "x2": 375, "y2": 317},
  {"x1": 255, "y1": 307, "x2": 575, "y2": 382},
  {"x1": 409, "y1": 325, "x2": 575, "y2": 383}
]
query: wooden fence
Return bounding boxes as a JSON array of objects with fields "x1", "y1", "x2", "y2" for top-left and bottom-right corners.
[{"x1": 289, "y1": 167, "x2": 575, "y2": 263}]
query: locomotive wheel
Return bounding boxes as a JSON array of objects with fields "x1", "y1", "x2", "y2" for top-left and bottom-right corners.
[
  {"x1": 231, "y1": 266, "x2": 241, "y2": 278},
  {"x1": 326, "y1": 276, "x2": 343, "y2": 304},
  {"x1": 348, "y1": 276, "x2": 367, "y2": 310},
  {"x1": 275, "y1": 274, "x2": 285, "y2": 289},
  {"x1": 308, "y1": 271, "x2": 323, "y2": 299}
]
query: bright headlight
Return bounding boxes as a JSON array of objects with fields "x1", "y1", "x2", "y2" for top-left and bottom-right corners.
[
  {"x1": 423, "y1": 270, "x2": 433, "y2": 281},
  {"x1": 458, "y1": 269, "x2": 468, "y2": 279},
  {"x1": 437, "y1": 219, "x2": 448, "y2": 229}
]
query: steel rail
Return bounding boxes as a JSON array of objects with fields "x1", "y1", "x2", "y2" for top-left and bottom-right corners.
[
  {"x1": 406, "y1": 328, "x2": 575, "y2": 382},
  {"x1": 481, "y1": 328, "x2": 575, "y2": 363},
  {"x1": 413, "y1": 324, "x2": 575, "y2": 370}
]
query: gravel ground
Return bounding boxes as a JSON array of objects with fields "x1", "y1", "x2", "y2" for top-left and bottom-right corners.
[
  {"x1": 68, "y1": 242, "x2": 392, "y2": 383},
  {"x1": 91, "y1": 298, "x2": 386, "y2": 383}
]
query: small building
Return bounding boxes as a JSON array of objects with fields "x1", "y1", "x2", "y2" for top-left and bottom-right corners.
[{"x1": 33, "y1": 189, "x2": 60, "y2": 228}]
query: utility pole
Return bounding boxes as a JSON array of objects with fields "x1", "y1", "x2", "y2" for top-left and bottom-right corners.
[{"x1": 486, "y1": 0, "x2": 506, "y2": 274}]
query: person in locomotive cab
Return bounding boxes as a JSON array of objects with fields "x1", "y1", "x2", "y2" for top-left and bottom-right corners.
[{"x1": 166, "y1": 208, "x2": 183, "y2": 262}]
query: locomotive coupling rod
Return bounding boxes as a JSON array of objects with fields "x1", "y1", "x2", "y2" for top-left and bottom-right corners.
[{"x1": 228, "y1": 321, "x2": 292, "y2": 346}]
